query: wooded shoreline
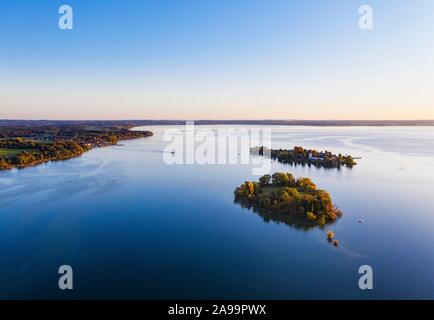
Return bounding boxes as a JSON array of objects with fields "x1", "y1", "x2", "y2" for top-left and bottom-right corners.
[{"x1": 0, "y1": 125, "x2": 153, "y2": 170}]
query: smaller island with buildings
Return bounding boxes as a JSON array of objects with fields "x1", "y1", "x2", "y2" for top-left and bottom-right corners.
[
  {"x1": 251, "y1": 146, "x2": 358, "y2": 168},
  {"x1": 234, "y1": 172, "x2": 342, "y2": 227}
]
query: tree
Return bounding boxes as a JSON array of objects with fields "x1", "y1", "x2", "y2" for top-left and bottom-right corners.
[
  {"x1": 344, "y1": 156, "x2": 356, "y2": 167},
  {"x1": 327, "y1": 231, "x2": 335, "y2": 240},
  {"x1": 259, "y1": 174, "x2": 271, "y2": 186},
  {"x1": 283, "y1": 187, "x2": 299, "y2": 199},
  {"x1": 286, "y1": 173, "x2": 296, "y2": 186},
  {"x1": 296, "y1": 177, "x2": 316, "y2": 191},
  {"x1": 0, "y1": 157, "x2": 12, "y2": 170},
  {"x1": 15, "y1": 151, "x2": 36, "y2": 165},
  {"x1": 293, "y1": 146, "x2": 305, "y2": 154},
  {"x1": 279, "y1": 191, "x2": 292, "y2": 203},
  {"x1": 108, "y1": 135, "x2": 118, "y2": 145},
  {"x1": 272, "y1": 172, "x2": 295, "y2": 186},
  {"x1": 272, "y1": 172, "x2": 282, "y2": 185},
  {"x1": 245, "y1": 181, "x2": 255, "y2": 195},
  {"x1": 306, "y1": 212, "x2": 316, "y2": 221}
]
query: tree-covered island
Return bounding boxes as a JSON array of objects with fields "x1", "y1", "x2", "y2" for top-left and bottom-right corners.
[
  {"x1": 234, "y1": 172, "x2": 342, "y2": 226},
  {"x1": 0, "y1": 125, "x2": 153, "y2": 170},
  {"x1": 251, "y1": 146, "x2": 357, "y2": 168}
]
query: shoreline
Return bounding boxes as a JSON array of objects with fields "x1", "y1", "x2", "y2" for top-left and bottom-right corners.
[{"x1": 0, "y1": 128, "x2": 153, "y2": 171}]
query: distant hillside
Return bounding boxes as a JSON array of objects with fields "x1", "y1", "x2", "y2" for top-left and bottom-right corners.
[{"x1": 1, "y1": 119, "x2": 434, "y2": 127}]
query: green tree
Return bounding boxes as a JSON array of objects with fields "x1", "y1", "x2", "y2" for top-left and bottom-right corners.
[
  {"x1": 272, "y1": 172, "x2": 295, "y2": 186},
  {"x1": 259, "y1": 174, "x2": 271, "y2": 186},
  {"x1": 283, "y1": 187, "x2": 300, "y2": 199},
  {"x1": 306, "y1": 212, "x2": 316, "y2": 222}
]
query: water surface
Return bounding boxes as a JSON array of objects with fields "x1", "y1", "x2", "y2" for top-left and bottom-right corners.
[{"x1": 1, "y1": 125, "x2": 434, "y2": 299}]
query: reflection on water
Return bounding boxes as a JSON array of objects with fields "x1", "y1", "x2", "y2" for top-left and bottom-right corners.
[
  {"x1": 1, "y1": 126, "x2": 434, "y2": 299},
  {"x1": 234, "y1": 198, "x2": 334, "y2": 232}
]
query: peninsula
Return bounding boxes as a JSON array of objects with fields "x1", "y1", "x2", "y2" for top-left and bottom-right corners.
[{"x1": 0, "y1": 125, "x2": 153, "y2": 170}]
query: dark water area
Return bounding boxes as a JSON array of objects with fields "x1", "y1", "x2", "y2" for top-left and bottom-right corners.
[{"x1": 1, "y1": 126, "x2": 433, "y2": 299}]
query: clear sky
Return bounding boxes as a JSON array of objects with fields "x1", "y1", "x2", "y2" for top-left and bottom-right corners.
[{"x1": 0, "y1": 0, "x2": 433, "y2": 120}]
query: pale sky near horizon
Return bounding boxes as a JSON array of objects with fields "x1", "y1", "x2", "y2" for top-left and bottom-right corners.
[{"x1": 0, "y1": 0, "x2": 433, "y2": 120}]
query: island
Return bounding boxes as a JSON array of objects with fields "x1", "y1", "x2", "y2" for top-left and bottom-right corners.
[
  {"x1": 0, "y1": 125, "x2": 153, "y2": 170},
  {"x1": 234, "y1": 172, "x2": 342, "y2": 226},
  {"x1": 251, "y1": 146, "x2": 357, "y2": 168}
]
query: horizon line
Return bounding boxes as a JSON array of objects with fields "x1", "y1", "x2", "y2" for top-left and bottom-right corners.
[{"x1": 2, "y1": 119, "x2": 434, "y2": 122}]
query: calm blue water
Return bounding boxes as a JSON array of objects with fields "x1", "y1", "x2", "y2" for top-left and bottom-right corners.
[{"x1": 1, "y1": 125, "x2": 434, "y2": 299}]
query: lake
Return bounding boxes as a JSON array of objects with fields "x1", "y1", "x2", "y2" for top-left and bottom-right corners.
[{"x1": 1, "y1": 125, "x2": 434, "y2": 299}]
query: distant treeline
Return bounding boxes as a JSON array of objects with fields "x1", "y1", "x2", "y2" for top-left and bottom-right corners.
[{"x1": 1, "y1": 119, "x2": 434, "y2": 127}]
